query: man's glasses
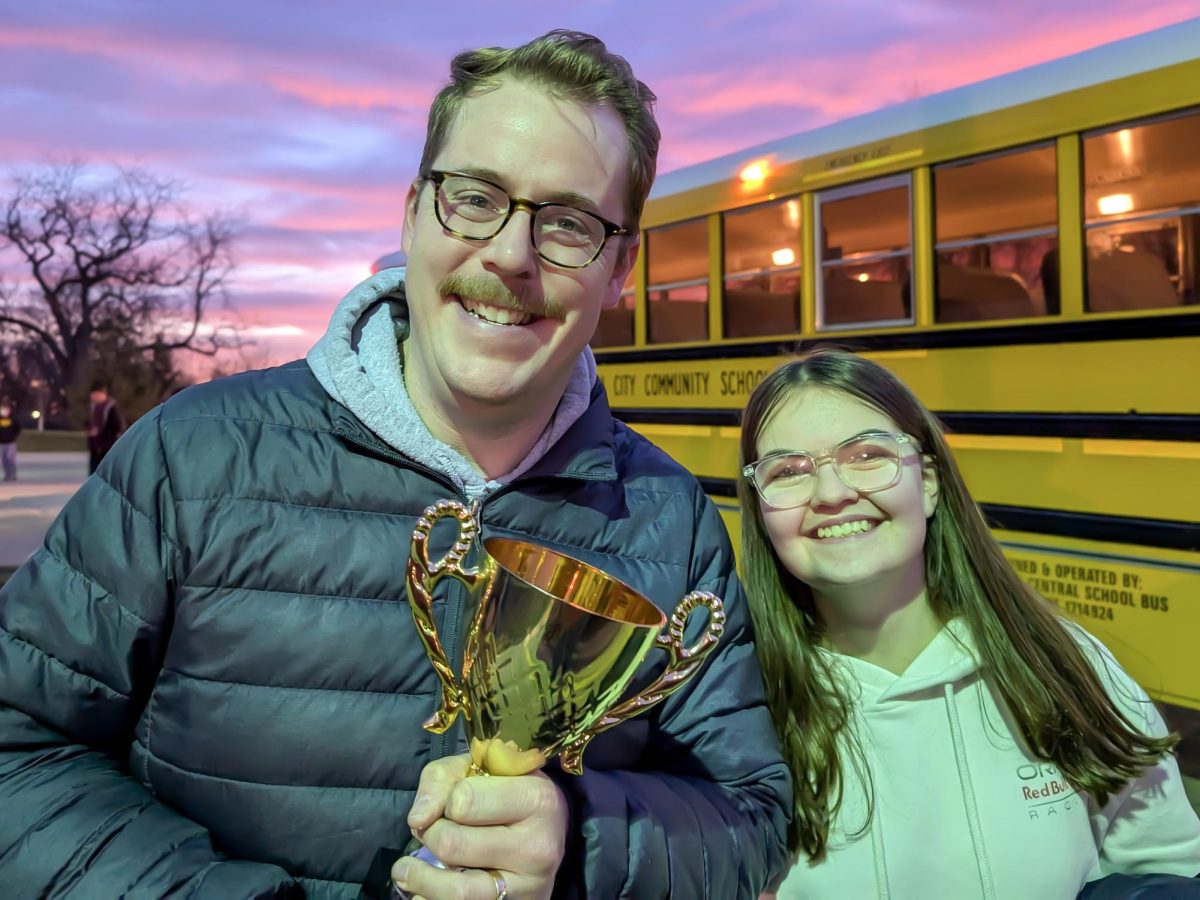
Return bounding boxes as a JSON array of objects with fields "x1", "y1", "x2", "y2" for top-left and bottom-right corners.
[
  {"x1": 425, "y1": 170, "x2": 629, "y2": 269},
  {"x1": 743, "y1": 432, "x2": 916, "y2": 510}
]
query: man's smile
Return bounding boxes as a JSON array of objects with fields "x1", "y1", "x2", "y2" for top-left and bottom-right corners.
[{"x1": 455, "y1": 294, "x2": 537, "y2": 327}]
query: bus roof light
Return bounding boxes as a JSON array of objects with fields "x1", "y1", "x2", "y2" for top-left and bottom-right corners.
[{"x1": 739, "y1": 160, "x2": 769, "y2": 186}]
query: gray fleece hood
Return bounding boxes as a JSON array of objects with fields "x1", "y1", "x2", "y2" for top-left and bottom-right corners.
[{"x1": 305, "y1": 268, "x2": 597, "y2": 500}]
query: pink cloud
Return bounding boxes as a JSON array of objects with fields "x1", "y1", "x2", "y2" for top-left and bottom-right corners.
[
  {"x1": 0, "y1": 24, "x2": 247, "y2": 86},
  {"x1": 0, "y1": 19, "x2": 438, "y2": 138},
  {"x1": 646, "y1": 7, "x2": 1198, "y2": 172},
  {"x1": 263, "y1": 72, "x2": 432, "y2": 113}
]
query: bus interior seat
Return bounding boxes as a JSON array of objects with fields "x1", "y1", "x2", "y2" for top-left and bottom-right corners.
[
  {"x1": 723, "y1": 287, "x2": 800, "y2": 337},
  {"x1": 1087, "y1": 249, "x2": 1180, "y2": 311},
  {"x1": 592, "y1": 306, "x2": 634, "y2": 347},
  {"x1": 937, "y1": 262, "x2": 1040, "y2": 321},
  {"x1": 648, "y1": 299, "x2": 708, "y2": 343},
  {"x1": 822, "y1": 276, "x2": 907, "y2": 325}
]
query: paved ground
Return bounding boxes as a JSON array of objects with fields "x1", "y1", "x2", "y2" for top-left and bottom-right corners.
[{"x1": 0, "y1": 452, "x2": 87, "y2": 569}]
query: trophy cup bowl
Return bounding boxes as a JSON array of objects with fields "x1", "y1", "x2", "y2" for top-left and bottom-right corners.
[{"x1": 406, "y1": 499, "x2": 726, "y2": 777}]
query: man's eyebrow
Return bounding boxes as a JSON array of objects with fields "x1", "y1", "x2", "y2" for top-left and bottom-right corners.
[
  {"x1": 758, "y1": 429, "x2": 890, "y2": 458},
  {"x1": 542, "y1": 189, "x2": 602, "y2": 215},
  {"x1": 449, "y1": 166, "x2": 602, "y2": 215}
]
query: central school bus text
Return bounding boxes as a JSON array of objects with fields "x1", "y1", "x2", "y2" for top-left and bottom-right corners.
[{"x1": 1002, "y1": 545, "x2": 1195, "y2": 710}]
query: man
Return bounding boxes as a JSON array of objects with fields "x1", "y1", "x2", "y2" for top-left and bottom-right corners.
[
  {"x1": 86, "y1": 379, "x2": 124, "y2": 474},
  {"x1": 0, "y1": 401, "x2": 18, "y2": 481},
  {"x1": 0, "y1": 31, "x2": 790, "y2": 899}
]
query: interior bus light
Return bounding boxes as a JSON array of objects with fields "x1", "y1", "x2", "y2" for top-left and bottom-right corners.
[
  {"x1": 857, "y1": 273, "x2": 871, "y2": 282},
  {"x1": 1117, "y1": 128, "x2": 1133, "y2": 162},
  {"x1": 1098, "y1": 193, "x2": 1134, "y2": 215},
  {"x1": 771, "y1": 248, "x2": 796, "y2": 266},
  {"x1": 785, "y1": 199, "x2": 801, "y2": 229},
  {"x1": 739, "y1": 160, "x2": 769, "y2": 186}
]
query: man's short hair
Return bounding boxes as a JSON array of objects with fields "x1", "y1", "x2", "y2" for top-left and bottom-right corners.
[
  {"x1": 418, "y1": 29, "x2": 660, "y2": 227},
  {"x1": 89, "y1": 380, "x2": 109, "y2": 393}
]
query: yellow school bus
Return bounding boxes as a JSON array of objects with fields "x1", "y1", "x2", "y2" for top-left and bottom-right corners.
[{"x1": 591, "y1": 21, "x2": 1200, "y2": 787}]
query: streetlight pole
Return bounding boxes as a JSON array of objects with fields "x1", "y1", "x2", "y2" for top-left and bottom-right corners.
[{"x1": 29, "y1": 379, "x2": 46, "y2": 430}]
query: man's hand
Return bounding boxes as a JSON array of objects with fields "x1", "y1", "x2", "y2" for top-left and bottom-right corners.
[{"x1": 391, "y1": 754, "x2": 568, "y2": 900}]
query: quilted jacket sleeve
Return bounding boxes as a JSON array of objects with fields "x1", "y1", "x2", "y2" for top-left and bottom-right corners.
[
  {"x1": 0, "y1": 409, "x2": 298, "y2": 898},
  {"x1": 547, "y1": 488, "x2": 792, "y2": 898}
]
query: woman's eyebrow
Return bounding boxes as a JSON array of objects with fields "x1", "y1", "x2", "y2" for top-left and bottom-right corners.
[{"x1": 758, "y1": 429, "x2": 890, "y2": 458}]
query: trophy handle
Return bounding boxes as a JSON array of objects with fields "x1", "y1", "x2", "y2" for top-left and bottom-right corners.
[
  {"x1": 406, "y1": 499, "x2": 484, "y2": 734},
  {"x1": 558, "y1": 591, "x2": 726, "y2": 774}
]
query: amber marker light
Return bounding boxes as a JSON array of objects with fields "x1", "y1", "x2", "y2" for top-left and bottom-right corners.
[{"x1": 739, "y1": 160, "x2": 769, "y2": 187}]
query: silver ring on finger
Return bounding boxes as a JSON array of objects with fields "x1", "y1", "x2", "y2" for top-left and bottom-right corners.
[{"x1": 485, "y1": 868, "x2": 508, "y2": 900}]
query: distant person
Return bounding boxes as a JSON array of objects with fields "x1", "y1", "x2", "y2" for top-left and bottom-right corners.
[
  {"x1": 86, "y1": 380, "x2": 123, "y2": 474},
  {"x1": 0, "y1": 402, "x2": 19, "y2": 482},
  {"x1": 738, "y1": 349, "x2": 1200, "y2": 899}
]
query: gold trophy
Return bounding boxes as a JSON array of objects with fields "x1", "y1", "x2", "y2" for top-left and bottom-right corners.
[{"x1": 406, "y1": 499, "x2": 726, "y2": 778}]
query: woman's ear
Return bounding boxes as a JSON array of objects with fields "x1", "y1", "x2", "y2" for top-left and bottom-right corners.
[{"x1": 921, "y1": 454, "x2": 940, "y2": 518}]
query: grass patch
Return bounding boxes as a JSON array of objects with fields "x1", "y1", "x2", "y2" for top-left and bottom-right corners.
[{"x1": 17, "y1": 431, "x2": 87, "y2": 452}]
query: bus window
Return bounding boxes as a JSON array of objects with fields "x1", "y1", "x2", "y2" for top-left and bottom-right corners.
[
  {"x1": 722, "y1": 198, "x2": 801, "y2": 338},
  {"x1": 592, "y1": 266, "x2": 635, "y2": 348},
  {"x1": 1083, "y1": 108, "x2": 1200, "y2": 312},
  {"x1": 647, "y1": 218, "x2": 709, "y2": 344},
  {"x1": 934, "y1": 144, "x2": 1057, "y2": 321},
  {"x1": 816, "y1": 175, "x2": 912, "y2": 328}
]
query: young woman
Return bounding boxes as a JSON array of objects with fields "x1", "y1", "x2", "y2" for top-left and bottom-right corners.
[{"x1": 739, "y1": 349, "x2": 1200, "y2": 899}]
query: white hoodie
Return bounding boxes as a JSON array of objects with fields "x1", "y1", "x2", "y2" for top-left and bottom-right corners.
[{"x1": 775, "y1": 619, "x2": 1200, "y2": 899}]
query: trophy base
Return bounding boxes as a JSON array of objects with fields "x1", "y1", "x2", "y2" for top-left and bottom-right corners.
[{"x1": 389, "y1": 844, "x2": 458, "y2": 899}]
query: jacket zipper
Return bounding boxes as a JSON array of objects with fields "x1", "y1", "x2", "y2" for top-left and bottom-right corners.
[
  {"x1": 336, "y1": 427, "x2": 475, "y2": 762},
  {"x1": 334, "y1": 427, "x2": 456, "y2": 488}
]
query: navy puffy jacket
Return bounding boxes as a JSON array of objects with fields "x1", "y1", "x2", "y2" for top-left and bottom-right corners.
[{"x1": 0, "y1": 361, "x2": 790, "y2": 898}]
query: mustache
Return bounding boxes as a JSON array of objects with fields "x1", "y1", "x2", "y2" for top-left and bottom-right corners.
[{"x1": 437, "y1": 273, "x2": 564, "y2": 321}]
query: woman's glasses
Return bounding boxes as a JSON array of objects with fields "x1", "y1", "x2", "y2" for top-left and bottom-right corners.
[{"x1": 743, "y1": 432, "x2": 916, "y2": 510}]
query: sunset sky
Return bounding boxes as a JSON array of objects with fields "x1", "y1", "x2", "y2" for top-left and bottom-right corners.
[{"x1": 3, "y1": 1, "x2": 1198, "y2": 369}]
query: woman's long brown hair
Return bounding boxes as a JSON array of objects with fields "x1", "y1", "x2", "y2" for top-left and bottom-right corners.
[{"x1": 738, "y1": 348, "x2": 1177, "y2": 861}]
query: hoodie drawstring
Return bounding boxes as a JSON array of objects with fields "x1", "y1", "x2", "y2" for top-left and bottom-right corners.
[
  {"x1": 944, "y1": 683, "x2": 997, "y2": 900},
  {"x1": 846, "y1": 690, "x2": 892, "y2": 900},
  {"x1": 869, "y1": 792, "x2": 892, "y2": 900}
]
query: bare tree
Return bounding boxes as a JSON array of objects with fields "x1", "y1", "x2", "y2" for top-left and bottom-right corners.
[
  {"x1": 0, "y1": 336, "x2": 55, "y2": 415},
  {"x1": 0, "y1": 163, "x2": 242, "y2": 422}
]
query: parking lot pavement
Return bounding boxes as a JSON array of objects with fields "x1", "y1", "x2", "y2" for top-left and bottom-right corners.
[{"x1": 0, "y1": 452, "x2": 87, "y2": 568}]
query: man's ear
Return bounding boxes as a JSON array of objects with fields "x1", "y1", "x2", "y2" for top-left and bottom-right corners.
[
  {"x1": 922, "y1": 454, "x2": 940, "y2": 518},
  {"x1": 401, "y1": 180, "x2": 422, "y2": 255},
  {"x1": 602, "y1": 233, "x2": 639, "y2": 310}
]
